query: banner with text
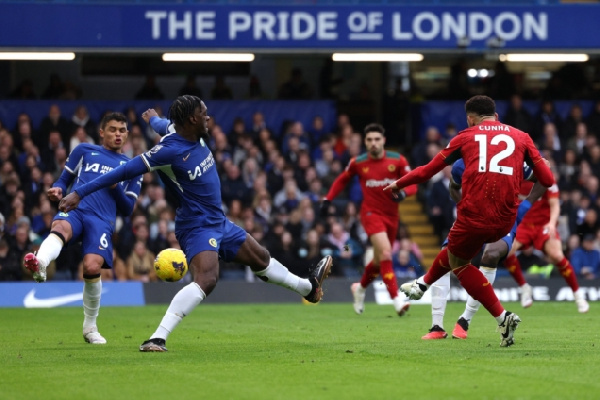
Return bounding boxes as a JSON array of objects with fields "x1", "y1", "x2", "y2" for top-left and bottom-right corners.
[{"x1": 1, "y1": 4, "x2": 599, "y2": 50}]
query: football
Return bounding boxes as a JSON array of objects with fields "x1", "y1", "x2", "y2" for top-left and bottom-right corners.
[{"x1": 154, "y1": 248, "x2": 188, "y2": 282}]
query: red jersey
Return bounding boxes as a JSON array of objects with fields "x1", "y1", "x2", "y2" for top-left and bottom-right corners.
[
  {"x1": 519, "y1": 180, "x2": 559, "y2": 226},
  {"x1": 325, "y1": 150, "x2": 416, "y2": 218},
  {"x1": 394, "y1": 120, "x2": 554, "y2": 229}
]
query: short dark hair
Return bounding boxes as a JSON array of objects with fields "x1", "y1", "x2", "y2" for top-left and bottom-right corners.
[
  {"x1": 465, "y1": 95, "x2": 496, "y2": 116},
  {"x1": 168, "y1": 95, "x2": 203, "y2": 127},
  {"x1": 100, "y1": 112, "x2": 127, "y2": 130},
  {"x1": 364, "y1": 123, "x2": 385, "y2": 136}
]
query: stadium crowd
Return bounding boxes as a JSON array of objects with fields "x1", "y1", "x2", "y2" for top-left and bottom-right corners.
[{"x1": 0, "y1": 95, "x2": 599, "y2": 283}]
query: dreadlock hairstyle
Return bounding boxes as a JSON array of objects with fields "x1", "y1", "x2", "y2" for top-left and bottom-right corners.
[
  {"x1": 100, "y1": 112, "x2": 127, "y2": 130},
  {"x1": 168, "y1": 95, "x2": 203, "y2": 127}
]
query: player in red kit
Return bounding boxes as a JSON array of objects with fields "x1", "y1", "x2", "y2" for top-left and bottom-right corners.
[
  {"x1": 384, "y1": 95, "x2": 555, "y2": 346},
  {"x1": 320, "y1": 123, "x2": 417, "y2": 316},
  {"x1": 504, "y1": 180, "x2": 590, "y2": 313}
]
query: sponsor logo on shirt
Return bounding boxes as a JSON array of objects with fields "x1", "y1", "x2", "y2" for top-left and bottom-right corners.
[
  {"x1": 91, "y1": 152, "x2": 99, "y2": 155},
  {"x1": 365, "y1": 178, "x2": 396, "y2": 188},
  {"x1": 59, "y1": 212, "x2": 69, "y2": 217},
  {"x1": 183, "y1": 153, "x2": 191, "y2": 161},
  {"x1": 145, "y1": 145, "x2": 163, "y2": 158},
  {"x1": 187, "y1": 153, "x2": 215, "y2": 181}
]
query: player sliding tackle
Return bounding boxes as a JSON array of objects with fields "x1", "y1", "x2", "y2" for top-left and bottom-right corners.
[
  {"x1": 383, "y1": 95, "x2": 555, "y2": 347},
  {"x1": 59, "y1": 96, "x2": 333, "y2": 352}
]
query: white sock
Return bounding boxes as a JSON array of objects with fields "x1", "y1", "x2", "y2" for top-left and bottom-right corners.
[
  {"x1": 495, "y1": 310, "x2": 507, "y2": 325},
  {"x1": 36, "y1": 233, "x2": 64, "y2": 268},
  {"x1": 254, "y1": 258, "x2": 312, "y2": 296},
  {"x1": 460, "y1": 266, "x2": 497, "y2": 324},
  {"x1": 416, "y1": 275, "x2": 430, "y2": 289},
  {"x1": 83, "y1": 279, "x2": 102, "y2": 330},
  {"x1": 151, "y1": 282, "x2": 206, "y2": 340},
  {"x1": 431, "y1": 272, "x2": 450, "y2": 329}
]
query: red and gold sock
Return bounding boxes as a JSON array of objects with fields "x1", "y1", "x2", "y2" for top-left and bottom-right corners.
[
  {"x1": 504, "y1": 253, "x2": 527, "y2": 287},
  {"x1": 423, "y1": 247, "x2": 452, "y2": 286},
  {"x1": 453, "y1": 264, "x2": 504, "y2": 318},
  {"x1": 359, "y1": 261, "x2": 379, "y2": 288},
  {"x1": 556, "y1": 257, "x2": 580, "y2": 292},
  {"x1": 379, "y1": 260, "x2": 398, "y2": 299}
]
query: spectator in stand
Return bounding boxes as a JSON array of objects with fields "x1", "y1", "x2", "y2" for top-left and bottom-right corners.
[
  {"x1": 0, "y1": 236, "x2": 21, "y2": 281},
  {"x1": 250, "y1": 112, "x2": 267, "y2": 142},
  {"x1": 333, "y1": 124, "x2": 353, "y2": 161},
  {"x1": 583, "y1": 144, "x2": 600, "y2": 178},
  {"x1": 412, "y1": 126, "x2": 443, "y2": 167},
  {"x1": 570, "y1": 233, "x2": 600, "y2": 280},
  {"x1": 540, "y1": 122, "x2": 562, "y2": 161},
  {"x1": 273, "y1": 180, "x2": 304, "y2": 213},
  {"x1": 12, "y1": 113, "x2": 34, "y2": 152},
  {"x1": 562, "y1": 103, "x2": 585, "y2": 142},
  {"x1": 297, "y1": 229, "x2": 334, "y2": 275},
  {"x1": 586, "y1": 99, "x2": 600, "y2": 137},
  {"x1": 70, "y1": 105, "x2": 98, "y2": 144},
  {"x1": 426, "y1": 165, "x2": 456, "y2": 240},
  {"x1": 221, "y1": 163, "x2": 250, "y2": 207},
  {"x1": 327, "y1": 220, "x2": 364, "y2": 277},
  {"x1": 38, "y1": 104, "x2": 71, "y2": 151},
  {"x1": 566, "y1": 122, "x2": 588, "y2": 159},
  {"x1": 557, "y1": 149, "x2": 580, "y2": 191},
  {"x1": 41, "y1": 130, "x2": 65, "y2": 174},
  {"x1": 211, "y1": 75, "x2": 233, "y2": 100},
  {"x1": 41, "y1": 74, "x2": 65, "y2": 99},
  {"x1": 69, "y1": 126, "x2": 95, "y2": 153},
  {"x1": 135, "y1": 75, "x2": 164, "y2": 100},
  {"x1": 282, "y1": 121, "x2": 311, "y2": 156},
  {"x1": 503, "y1": 94, "x2": 532, "y2": 135},
  {"x1": 126, "y1": 240, "x2": 157, "y2": 282},
  {"x1": 278, "y1": 67, "x2": 313, "y2": 100},
  {"x1": 308, "y1": 115, "x2": 328, "y2": 149},
  {"x1": 9, "y1": 79, "x2": 36, "y2": 99},
  {"x1": 178, "y1": 74, "x2": 203, "y2": 98},
  {"x1": 533, "y1": 99, "x2": 562, "y2": 144}
]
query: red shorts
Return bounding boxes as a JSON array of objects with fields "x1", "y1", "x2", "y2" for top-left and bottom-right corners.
[
  {"x1": 447, "y1": 217, "x2": 514, "y2": 261},
  {"x1": 361, "y1": 213, "x2": 398, "y2": 242},
  {"x1": 515, "y1": 222, "x2": 559, "y2": 250}
]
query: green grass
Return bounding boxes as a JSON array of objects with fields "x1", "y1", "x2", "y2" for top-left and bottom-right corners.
[{"x1": 1, "y1": 302, "x2": 598, "y2": 400}]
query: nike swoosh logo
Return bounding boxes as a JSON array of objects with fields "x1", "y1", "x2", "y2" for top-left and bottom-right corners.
[
  {"x1": 183, "y1": 153, "x2": 190, "y2": 161},
  {"x1": 23, "y1": 289, "x2": 86, "y2": 308}
]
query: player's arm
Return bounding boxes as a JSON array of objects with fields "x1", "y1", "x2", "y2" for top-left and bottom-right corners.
[
  {"x1": 383, "y1": 151, "x2": 453, "y2": 194},
  {"x1": 142, "y1": 109, "x2": 172, "y2": 136},
  {"x1": 394, "y1": 156, "x2": 417, "y2": 201},
  {"x1": 113, "y1": 175, "x2": 143, "y2": 216},
  {"x1": 320, "y1": 159, "x2": 356, "y2": 216},
  {"x1": 59, "y1": 157, "x2": 148, "y2": 212},
  {"x1": 524, "y1": 140, "x2": 554, "y2": 187},
  {"x1": 545, "y1": 195, "x2": 560, "y2": 237},
  {"x1": 49, "y1": 144, "x2": 86, "y2": 201}
]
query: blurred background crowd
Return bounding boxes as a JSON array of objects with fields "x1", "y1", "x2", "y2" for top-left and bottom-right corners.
[{"x1": 1, "y1": 67, "x2": 600, "y2": 284}]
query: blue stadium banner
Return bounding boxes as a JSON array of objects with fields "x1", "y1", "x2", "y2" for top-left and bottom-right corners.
[
  {"x1": 0, "y1": 282, "x2": 145, "y2": 308},
  {"x1": 0, "y1": 4, "x2": 599, "y2": 50}
]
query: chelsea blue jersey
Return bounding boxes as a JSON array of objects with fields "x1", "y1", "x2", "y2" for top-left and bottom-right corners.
[
  {"x1": 57, "y1": 143, "x2": 139, "y2": 222},
  {"x1": 140, "y1": 133, "x2": 224, "y2": 228}
]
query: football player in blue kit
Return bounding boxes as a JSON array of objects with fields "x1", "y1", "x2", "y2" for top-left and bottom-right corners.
[
  {"x1": 59, "y1": 95, "x2": 333, "y2": 352},
  {"x1": 422, "y1": 158, "x2": 547, "y2": 340},
  {"x1": 24, "y1": 112, "x2": 143, "y2": 344}
]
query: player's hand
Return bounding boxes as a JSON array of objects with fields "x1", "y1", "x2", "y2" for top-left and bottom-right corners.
[
  {"x1": 141, "y1": 109, "x2": 159, "y2": 124},
  {"x1": 392, "y1": 189, "x2": 407, "y2": 202},
  {"x1": 58, "y1": 192, "x2": 82, "y2": 213},
  {"x1": 47, "y1": 187, "x2": 63, "y2": 202},
  {"x1": 319, "y1": 199, "x2": 331, "y2": 217},
  {"x1": 383, "y1": 180, "x2": 400, "y2": 194}
]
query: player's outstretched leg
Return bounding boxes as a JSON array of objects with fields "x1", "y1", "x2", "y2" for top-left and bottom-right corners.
[
  {"x1": 350, "y1": 282, "x2": 366, "y2": 314},
  {"x1": 303, "y1": 256, "x2": 333, "y2": 303},
  {"x1": 23, "y1": 232, "x2": 66, "y2": 282},
  {"x1": 422, "y1": 272, "x2": 450, "y2": 340}
]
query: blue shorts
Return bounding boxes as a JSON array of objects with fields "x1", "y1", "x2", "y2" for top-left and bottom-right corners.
[
  {"x1": 176, "y1": 218, "x2": 247, "y2": 265},
  {"x1": 54, "y1": 209, "x2": 114, "y2": 268},
  {"x1": 441, "y1": 221, "x2": 517, "y2": 263}
]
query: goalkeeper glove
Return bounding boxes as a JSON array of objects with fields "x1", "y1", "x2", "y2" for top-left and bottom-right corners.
[{"x1": 393, "y1": 189, "x2": 407, "y2": 203}]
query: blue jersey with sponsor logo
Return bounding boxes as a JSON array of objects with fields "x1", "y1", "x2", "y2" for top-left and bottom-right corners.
[
  {"x1": 55, "y1": 143, "x2": 141, "y2": 223},
  {"x1": 140, "y1": 134, "x2": 223, "y2": 227}
]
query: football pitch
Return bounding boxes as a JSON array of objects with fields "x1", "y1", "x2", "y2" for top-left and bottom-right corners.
[{"x1": 1, "y1": 302, "x2": 597, "y2": 400}]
